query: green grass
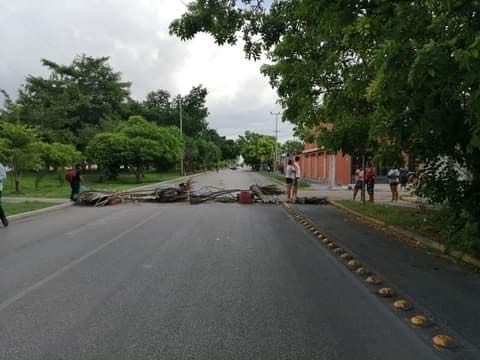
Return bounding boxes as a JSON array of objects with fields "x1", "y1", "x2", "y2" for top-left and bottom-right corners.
[
  {"x1": 3, "y1": 172, "x2": 179, "y2": 199},
  {"x1": 260, "y1": 171, "x2": 311, "y2": 188},
  {"x1": 3, "y1": 202, "x2": 54, "y2": 216},
  {"x1": 337, "y1": 200, "x2": 449, "y2": 245}
]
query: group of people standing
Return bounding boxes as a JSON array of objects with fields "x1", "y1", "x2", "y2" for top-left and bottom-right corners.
[
  {"x1": 353, "y1": 163, "x2": 377, "y2": 202},
  {"x1": 353, "y1": 163, "x2": 412, "y2": 202},
  {"x1": 285, "y1": 156, "x2": 301, "y2": 202}
]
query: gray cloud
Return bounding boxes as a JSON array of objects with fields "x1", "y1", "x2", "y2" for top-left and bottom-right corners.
[{"x1": 0, "y1": 0, "x2": 294, "y2": 141}]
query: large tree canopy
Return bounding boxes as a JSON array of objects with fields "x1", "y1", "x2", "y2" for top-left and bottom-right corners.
[
  {"x1": 238, "y1": 131, "x2": 276, "y2": 171},
  {"x1": 171, "y1": 0, "x2": 480, "y2": 254},
  {"x1": 122, "y1": 85, "x2": 210, "y2": 138},
  {"x1": 14, "y1": 55, "x2": 131, "y2": 149}
]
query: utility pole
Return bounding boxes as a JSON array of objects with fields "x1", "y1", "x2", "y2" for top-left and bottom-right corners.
[
  {"x1": 270, "y1": 111, "x2": 280, "y2": 174},
  {"x1": 179, "y1": 97, "x2": 184, "y2": 177}
]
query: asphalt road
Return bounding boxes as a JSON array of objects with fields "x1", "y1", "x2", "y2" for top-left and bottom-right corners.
[{"x1": 0, "y1": 170, "x2": 447, "y2": 359}]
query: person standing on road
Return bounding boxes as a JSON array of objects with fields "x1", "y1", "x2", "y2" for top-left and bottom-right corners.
[
  {"x1": 285, "y1": 159, "x2": 296, "y2": 201},
  {"x1": 388, "y1": 165, "x2": 400, "y2": 201},
  {"x1": 293, "y1": 156, "x2": 301, "y2": 201},
  {"x1": 66, "y1": 164, "x2": 85, "y2": 201},
  {"x1": 365, "y1": 163, "x2": 376, "y2": 202},
  {"x1": 399, "y1": 167, "x2": 409, "y2": 191},
  {"x1": 0, "y1": 161, "x2": 9, "y2": 227},
  {"x1": 353, "y1": 166, "x2": 364, "y2": 201}
]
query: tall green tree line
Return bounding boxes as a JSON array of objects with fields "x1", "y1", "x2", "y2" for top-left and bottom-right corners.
[{"x1": 0, "y1": 54, "x2": 240, "y2": 187}]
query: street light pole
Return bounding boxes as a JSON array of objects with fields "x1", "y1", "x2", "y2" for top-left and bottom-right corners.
[
  {"x1": 270, "y1": 111, "x2": 280, "y2": 174},
  {"x1": 179, "y1": 97, "x2": 184, "y2": 177}
]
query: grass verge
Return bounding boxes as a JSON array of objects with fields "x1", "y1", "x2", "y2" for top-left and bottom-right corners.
[
  {"x1": 336, "y1": 200, "x2": 449, "y2": 246},
  {"x1": 260, "y1": 171, "x2": 310, "y2": 188},
  {"x1": 3, "y1": 202, "x2": 54, "y2": 216},
  {"x1": 3, "y1": 172, "x2": 179, "y2": 199}
]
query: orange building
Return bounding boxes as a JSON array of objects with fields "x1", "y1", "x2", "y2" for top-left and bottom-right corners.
[{"x1": 297, "y1": 143, "x2": 353, "y2": 186}]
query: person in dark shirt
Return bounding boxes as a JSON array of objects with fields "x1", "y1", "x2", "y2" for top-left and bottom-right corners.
[
  {"x1": 67, "y1": 164, "x2": 85, "y2": 201},
  {"x1": 365, "y1": 163, "x2": 376, "y2": 202}
]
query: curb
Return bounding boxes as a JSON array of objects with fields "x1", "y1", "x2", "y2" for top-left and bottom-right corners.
[
  {"x1": 330, "y1": 201, "x2": 480, "y2": 270},
  {"x1": 10, "y1": 202, "x2": 74, "y2": 222}
]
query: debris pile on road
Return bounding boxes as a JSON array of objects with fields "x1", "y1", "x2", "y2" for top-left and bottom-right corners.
[
  {"x1": 294, "y1": 197, "x2": 329, "y2": 205},
  {"x1": 189, "y1": 187, "x2": 243, "y2": 204},
  {"x1": 77, "y1": 180, "x2": 192, "y2": 207},
  {"x1": 75, "y1": 181, "x2": 328, "y2": 207}
]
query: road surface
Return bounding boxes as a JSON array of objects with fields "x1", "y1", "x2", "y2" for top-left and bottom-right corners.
[{"x1": 0, "y1": 170, "x2": 452, "y2": 359}]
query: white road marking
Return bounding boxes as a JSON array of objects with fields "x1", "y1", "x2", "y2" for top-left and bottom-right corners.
[{"x1": 0, "y1": 211, "x2": 161, "y2": 313}]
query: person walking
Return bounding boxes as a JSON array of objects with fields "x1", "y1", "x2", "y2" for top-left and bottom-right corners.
[
  {"x1": 388, "y1": 165, "x2": 401, "y2": 201},
  {"x1": 285, "y1": 159, "x2": 296, "y2": 202},
  {"x1": 65, "y1": 164, "x2": 85, "y2": 201},
  {"x1": 0, "y1": 161, "x2": 9, "y2": 228},
  {"x1": 293, "y1": 156, "x2": 301, "y2": 201},
  {"x1": 365, "y1": 163, "x2": 376, "y2": 202},
  {"x1": 353, "y1": 166, "x2": 364, "y2": 201}
]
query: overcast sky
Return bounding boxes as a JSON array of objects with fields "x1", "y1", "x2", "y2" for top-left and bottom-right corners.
[{"x1": 0, "y1": 0, "x2": 294, "y2": 141}]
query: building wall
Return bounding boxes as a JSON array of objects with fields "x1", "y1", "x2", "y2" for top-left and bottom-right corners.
[{"x1": 298, "y1": 145, "x2": 352, "y2": 186}]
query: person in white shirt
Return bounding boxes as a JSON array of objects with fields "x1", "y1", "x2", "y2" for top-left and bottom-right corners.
[
  {"x1": 0, "y1": 162, "x2": 9, "y2": 227},
  {"x1": 285, "y1": 159, "x2": 296, "y2": 201},
  {"x1": 353, "y1": 166, "x2": 365, "y2": 200},
  {"x1": 293, "y1": 156, "x2": 301, "y2": 201},
  {"x1": 388, "y1": 165, "x2": 401, "y2": 201}
]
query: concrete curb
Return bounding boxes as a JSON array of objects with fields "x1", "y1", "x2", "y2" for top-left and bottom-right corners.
[
  {"x1": 9, "y1": 202, "x2": 74, "y2": 222},
  {"x1": 330, "y1": 200, "x2": 480, "y2": 270}
]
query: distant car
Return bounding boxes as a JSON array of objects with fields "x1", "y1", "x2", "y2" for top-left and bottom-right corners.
[{"x1": 230, "y1": 166, "x2": 238, "y2": 170}]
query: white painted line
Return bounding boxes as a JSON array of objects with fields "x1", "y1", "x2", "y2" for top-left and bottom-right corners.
[{"x1": 0, "y1": 211, "x2": 161, "y2": 313}]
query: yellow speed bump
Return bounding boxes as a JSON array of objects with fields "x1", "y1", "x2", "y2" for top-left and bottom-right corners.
[
  {"x1": 366, "y1": 275, "x2": 383, "y2": 285},
  {"x1": 393, "y1": 299, "x2": 412, "y2": 311},
  {"x1": 347, "y1": 259, "x2": 361, "y2": 268},
  {"x1": 410, "y1": 315, "x2": 429, "y2": 327},
  {"x1": 432, "y1": 335, "x2": 456, "y2": 349},
  {"x1": 322, "y1": 238, "x2": 330, "y2": 244},
  {"x1": 340, "y1": 253, "x2": 352, "y2": 260},
  {"x1": 356, "y1": 267, "x2": 369, "y2": 276},
  {"x1": 327, "y1": 242, "x2": 337, "y2": 249},
  {"x1": 378, "y1": 287, "x2": 395, "y2": 297}
]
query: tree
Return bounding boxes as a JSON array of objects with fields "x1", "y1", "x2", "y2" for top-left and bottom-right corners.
[
  {"x1": 203, "y1": 128, "x2": 240, "y2": 161},
  {"x1": 38, "y1": 143, "x2": 83, "y2": 186},
  {"x1": 238, "y1": 131, "x2": 275, "y2": 171},
  {"x1": 86, "y1": 116, "x2": 184, "y2": 182},
  {"x1": 86, "y1": 133, "x2": 127, "y2": 181},
  {"x1": 0, "y1": 122, "x2": 43, "y2": 193},
  {"x1": 122, "y1": 85, "x2": 210, "y2": 138},
  {"x1": 196, "y1": 138, "x2": 221, "y2": 170},
  {"x1": 16, "y1": 55, "x2": 131, "y2": 149},
  {"x1": 281, "y1": 140, "x2": 304, "y2": 157},
  {"x1": 171, "y1": 0, "x2": 480, "y2": 255}
]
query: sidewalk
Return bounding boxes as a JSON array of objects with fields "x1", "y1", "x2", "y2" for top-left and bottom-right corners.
[
  {"x1": 296, "y1": 180, "x2": 418, "y2": 209},
  {"x1": 294, "y1": 204, "x2": 480, "y2": 351}
]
